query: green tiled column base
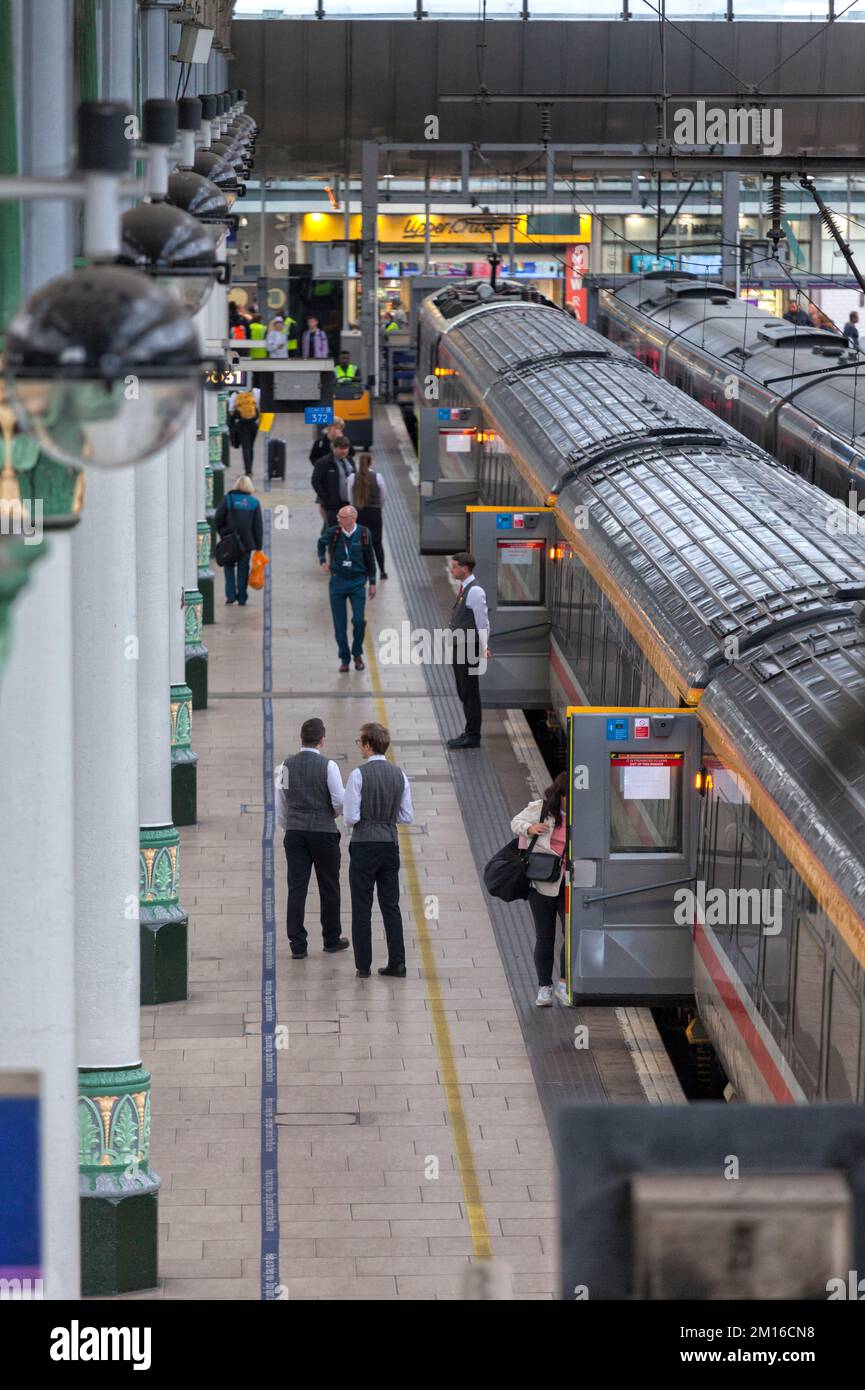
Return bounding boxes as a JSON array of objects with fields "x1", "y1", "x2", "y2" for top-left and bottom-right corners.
[
  {"x1": 185, "y1": 646, "x2": 208, "y2": 710},
  {"x1": 171, "y1": 751, "x2": 198, "y2": 826},
  {"x1": 81, "y1": 1190, "x2": 159, "y2": 1297},
  {"x1": 140, "y1": 823, "x2": 188, "y2": 1004},
  {"x1": 199, "y1": 571, "x2": 214, "y2": 626},
  {"x1": 170, "y1": 685, "x2": 197, "y2": 826},
  {"x1": 79, "y1": 1063, "x2": 160, "y2": 1296},
  {"x1": 141, "y1": 908, "x2": 188, "y2": 1004}
]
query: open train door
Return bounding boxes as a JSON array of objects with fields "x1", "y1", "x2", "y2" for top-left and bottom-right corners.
[
  {"x1": 565, "y1": 706, "x2": 701, "y2": 1004},
  {"x1": 466, "y1": 505, "x2": 555, "y2": 708},
  {"x1": 417, "y1": 405, "x2": 481, "y2": 553}
]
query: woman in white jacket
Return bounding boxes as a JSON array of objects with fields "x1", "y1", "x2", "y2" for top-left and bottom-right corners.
[{"x1": 510, "y1": 771, "x2": 569, "y2": 1008}]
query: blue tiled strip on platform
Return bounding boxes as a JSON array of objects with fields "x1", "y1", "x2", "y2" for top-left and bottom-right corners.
[{"x1": 260, "y1": 507, "x2": 280, "y2": 1299}]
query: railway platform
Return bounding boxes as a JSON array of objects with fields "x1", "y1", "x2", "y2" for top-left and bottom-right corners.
[{"x1": 124, "y1": 407, "x2": 678, "y2": 1301}]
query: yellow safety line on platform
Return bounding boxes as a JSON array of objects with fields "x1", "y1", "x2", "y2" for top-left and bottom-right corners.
[{"x1": 366, "y1": 629, "x2": 494, "y2": 1262}]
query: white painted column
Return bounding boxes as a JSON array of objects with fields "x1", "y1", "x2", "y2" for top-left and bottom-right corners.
[{"x1": 0, "y1": 538, "x2": 79, "y2": 1300}]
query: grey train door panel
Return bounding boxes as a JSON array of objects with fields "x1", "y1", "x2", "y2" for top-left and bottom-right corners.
[
  {"x1": 417, "y1": 405, "x2": 481, "y2": 553},
  {"x1": 466, "y1": 506, "x2": 555, "y2": 709},
  {"x1": 566, "y1": 706, "x2": 701, "y2": 1004}
]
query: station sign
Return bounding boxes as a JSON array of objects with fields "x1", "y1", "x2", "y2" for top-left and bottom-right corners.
[{"x1": 300, "y1": 213, "x2": 591, "y2": 246}]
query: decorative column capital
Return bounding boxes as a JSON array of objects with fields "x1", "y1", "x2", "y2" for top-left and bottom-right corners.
[
  {"x1": 78, "y1": 1065, "x2": 159, "y2": 1196},
  {"x1": 170, "y1": 684, "x2": 193, "y2": 752}
]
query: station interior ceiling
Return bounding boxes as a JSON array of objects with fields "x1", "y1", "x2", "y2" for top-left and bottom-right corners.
[{"x1": 233, "y1": 17, "x2": 865, "y2": 181}]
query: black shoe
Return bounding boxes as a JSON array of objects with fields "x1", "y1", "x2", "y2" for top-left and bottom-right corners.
[
  {"x1": 447, "y1": 734, "x2": 480, "y2": 749},
  {"x1": 323, "y1": 938, "x2": 350, "y2": 953},
  {"x1": 225, "y1": 598, "x2": 236, "y2": 605},
  {"x1": 378, "y1": 964, "x2": 406, "y2": 978},
  {"x1": 380, "y1": 572, "x2": 389, "y2": 580},
  {"x1": 290, "y1": 950, "x2": 308, "y2": 960},
  {"x1": 354, "y1": 656, "x2": 365, "y2": 671},
  {"x1": 356, "y1": 968, "x2": 371, "y2": 978}
]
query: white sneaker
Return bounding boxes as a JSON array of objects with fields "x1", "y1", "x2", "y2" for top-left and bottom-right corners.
[
  {"x1": 535, "y1": 986, "x2": 553, "y2": 1007},
  {"x1": 554, "y1": 981, "x2": 571, "y2": 1008}
]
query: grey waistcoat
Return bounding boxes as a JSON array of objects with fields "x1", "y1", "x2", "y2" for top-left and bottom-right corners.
[
  {"x1": 351, "y1": 760, "x2": 405, "y2": 843},
  {"x1": 281, "y1": 752, "x2": 336, "y2": 833}
]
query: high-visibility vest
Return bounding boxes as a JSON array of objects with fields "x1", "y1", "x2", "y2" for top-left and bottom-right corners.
[
  {"x1": 383, "y1": 320, "x2": 399, "y2": 332},
  {"x1": 249, "y1": 322, "x2": 266, "y2": 359},
  {"x1": 335, "y1": 363, "x2": 358, "y2": 381}
]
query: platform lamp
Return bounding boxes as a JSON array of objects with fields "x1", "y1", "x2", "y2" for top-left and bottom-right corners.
[
  {"x1": 193, "y1": 95, "x2": 246, "y2": 206},
  {"x1": 2, "y1": 103, "x2": 203, "y2": 473}
]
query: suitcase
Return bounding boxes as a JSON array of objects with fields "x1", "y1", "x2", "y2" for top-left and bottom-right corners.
[{"x1": 267, "y1": 437, "x2": 286, "y2": 480}]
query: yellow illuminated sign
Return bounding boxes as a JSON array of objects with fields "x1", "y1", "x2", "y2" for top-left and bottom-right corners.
[{"x1": 299, "y1": 213, "x2": 591, "y2": 245}]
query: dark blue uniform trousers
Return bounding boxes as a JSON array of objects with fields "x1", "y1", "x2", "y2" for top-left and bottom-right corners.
[{"x1": 329, "y1": 578, "x2": 367, "y2": 662}]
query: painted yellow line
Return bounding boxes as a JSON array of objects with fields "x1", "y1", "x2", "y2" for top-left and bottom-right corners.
[{"x1": 366, "y1": 626, "x2": 494, "y2": 1262}]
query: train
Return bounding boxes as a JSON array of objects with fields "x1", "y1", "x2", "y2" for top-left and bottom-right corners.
[
  {"x1": 597, "y1": 269, "x2": 865, "y2": 505},
  {"x1": 415, "y1": 277, "x2": 865, "y2": 1105}
]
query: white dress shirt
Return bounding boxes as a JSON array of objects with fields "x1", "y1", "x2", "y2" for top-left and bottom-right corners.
[
  {"x1": 460, "y1": 575, "x2": 490, "y2": 649},
  {"x1": 343, "y1": 755, "x2": 414, "y2": 829},
  {"x1": 275, "y1": 746, "x2": 345, "y2": 829}
]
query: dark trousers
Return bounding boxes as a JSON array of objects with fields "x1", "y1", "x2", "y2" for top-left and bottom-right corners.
[
  {"x1": 530, "y1": 883, "x2": 566, "y2": 987},
  {"x1": 283, "y1": 830, "x2": 341, "y2": 953},
  {"x1": 454, "y1": 658, "x2": 483, "y2": 739},
  {"x1": 349, "y1": 840, "x2": 405, "y2": 972},
  {"x1": 224, "y1": 552, "x2": 250, "y2": 604},
  {"x1": 329, "y1": 580, "x2": 367, "y2": 661},
  {"x1": 357, "y1": 506, "x2": 385, "y2": 575},
  {"x1": 236, "y1": 419, "x2": 258, "y2": 475}
]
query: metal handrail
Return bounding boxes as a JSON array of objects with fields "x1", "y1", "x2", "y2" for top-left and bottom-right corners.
[{"x1": 582, "y1": 873, "x2": 695, "y2": 908}]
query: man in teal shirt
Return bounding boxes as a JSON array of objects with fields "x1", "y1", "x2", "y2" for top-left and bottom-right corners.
[{"x1": 317, "y1": 505, "x2": 377, "y2": 672}]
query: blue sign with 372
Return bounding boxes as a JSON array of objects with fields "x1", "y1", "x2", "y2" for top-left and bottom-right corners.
[{"x1": 305, "y1": 406, "x2": 334, "y2": 425}]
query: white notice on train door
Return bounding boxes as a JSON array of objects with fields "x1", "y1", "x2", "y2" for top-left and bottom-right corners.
[{"x1": 622, "y1": 765, "x2": 671, "y2": 800}]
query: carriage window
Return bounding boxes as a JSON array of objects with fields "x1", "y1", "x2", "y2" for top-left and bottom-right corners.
[
  {"x1": 827, "y1": 972, "x2": 860, "y2": 1101},
  {"x1": 609, "y1": 753, "x2": 683, "y2": 856},
  {"x1": 496, "y1": 539, "x2": 545, "y2": 607},
  {"x1": 762, "y1": 871, "x2": 791, "y2": 1022},
  {"x1": 793, "y1": 922, "x2": 824, "y2": 1088},
  {"x1": 437, "y1": 430, "x2": 475, "y2": 482}
]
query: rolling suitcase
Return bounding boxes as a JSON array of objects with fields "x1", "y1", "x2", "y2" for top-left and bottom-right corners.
[{"x1": 267, "y1": 437, "x2": 286, "y2": 481}]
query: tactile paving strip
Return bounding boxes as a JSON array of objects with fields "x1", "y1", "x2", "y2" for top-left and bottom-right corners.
[{"x1": 375, "y1": 409, "x2": 613, "y2": 1114}]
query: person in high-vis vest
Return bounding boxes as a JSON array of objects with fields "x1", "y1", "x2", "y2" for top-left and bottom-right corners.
[
  {"x1": 248, "y1": 315, "x2": 267, "y2": 359},
  {"x1": 335, "y1": 350, "x2": 359, "y2": 382}
]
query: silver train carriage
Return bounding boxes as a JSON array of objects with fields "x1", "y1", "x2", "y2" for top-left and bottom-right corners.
[
  {"x1": 416, "y1": 280, "x2": 865, "y2": 1105},
  {"x1": 596, "y1": 270, "x2": 865, "y2": 507}
]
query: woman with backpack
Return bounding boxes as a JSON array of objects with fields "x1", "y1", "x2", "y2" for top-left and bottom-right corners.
[
  {"x1": 510, "y1": 772, "x2": 570, "y2": 1007},
  {"x1": 214, "y1": 476, "x2": 263, "y2": 607},
  {"x1": 346, "y1": 451, "x2": 388, "y2": 580},
  {"x1": 228, "y1": 384, "x2": 260, "y2": 476}
]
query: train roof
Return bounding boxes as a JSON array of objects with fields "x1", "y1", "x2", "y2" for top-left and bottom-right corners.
[
  {"x1": 421, "y1": 291, "x2": 865, "y2": 935},
  {"x1": 610, "y1": 271, "x2": 865, "y2": 439}
]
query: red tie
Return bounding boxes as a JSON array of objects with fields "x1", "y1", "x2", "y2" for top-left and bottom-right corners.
[{"x1": 458, "y1": 584, "x2": 464, "y2": 599}]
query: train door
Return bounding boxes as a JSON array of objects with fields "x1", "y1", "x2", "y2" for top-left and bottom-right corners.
[
  {"x1": 465, "y1": 505, "x2": 556, "y2": 707},
  {"x1": 417, "y1": 405, "x2": 481, "y2": 553},
  {"x1": 565, "y1": 706, "x2": 701, "y2": 1003}
]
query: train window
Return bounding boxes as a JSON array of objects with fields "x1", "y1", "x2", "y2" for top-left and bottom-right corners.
[
  {"x1": 437, "y1": 431, "x2": 475, "y2": 482},
  {"x1": 826, "y1": 971, "x2": 860, "y2": 1101},
  {"x1": 761, "y1": 870, "x2": 792, "y2": 1023},
  {"x1": 792, "y1": 921, "x2": 824, "y2": 1087},
  {"x1": 496, "y1": 539, "x2": 545, "y2": 607},
  {"x1": 733, "y1": 825, "x2": 762, "y2": 985},
  {"x1": 609, "y1": 752, "x2": 684, "y2": 856}
]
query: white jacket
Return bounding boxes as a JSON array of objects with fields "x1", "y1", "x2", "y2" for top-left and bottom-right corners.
[{"x1": 510, "y1": 799, "x2": 566, "y2": 897}]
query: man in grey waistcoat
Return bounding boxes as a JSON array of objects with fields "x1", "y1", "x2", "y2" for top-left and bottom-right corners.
[
  {"x1": 276, "y1": 717, "x2": 350, "y2": 959},
  {"x1": 342, "y1": 721, "x2": 414, "y2": 978}
]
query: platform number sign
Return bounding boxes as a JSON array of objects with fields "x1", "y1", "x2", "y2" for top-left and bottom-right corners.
[{"x1": 305, "y1": 406, "x2": 334, "y2": 426}]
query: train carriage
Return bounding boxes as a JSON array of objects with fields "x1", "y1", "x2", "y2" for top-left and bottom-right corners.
[{"x1": 416, "y1": 279, "x2": 865, "y2": 1104}]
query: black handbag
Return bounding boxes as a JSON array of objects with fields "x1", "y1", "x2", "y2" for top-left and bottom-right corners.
[
  {"x1": 214, "y1": 494, "x2": 247, "y2": 568},
  {"x1": 483, "y1": 834, "x2": 539, "y2": 903},
  {"x1": 525, "y1": 851, "x2": 562, "y2": 882}
]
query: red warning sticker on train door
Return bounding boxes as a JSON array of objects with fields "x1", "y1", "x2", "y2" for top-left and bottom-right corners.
[{"x1": 634, "y1": 718, "x2": 650, "y2": 739}]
